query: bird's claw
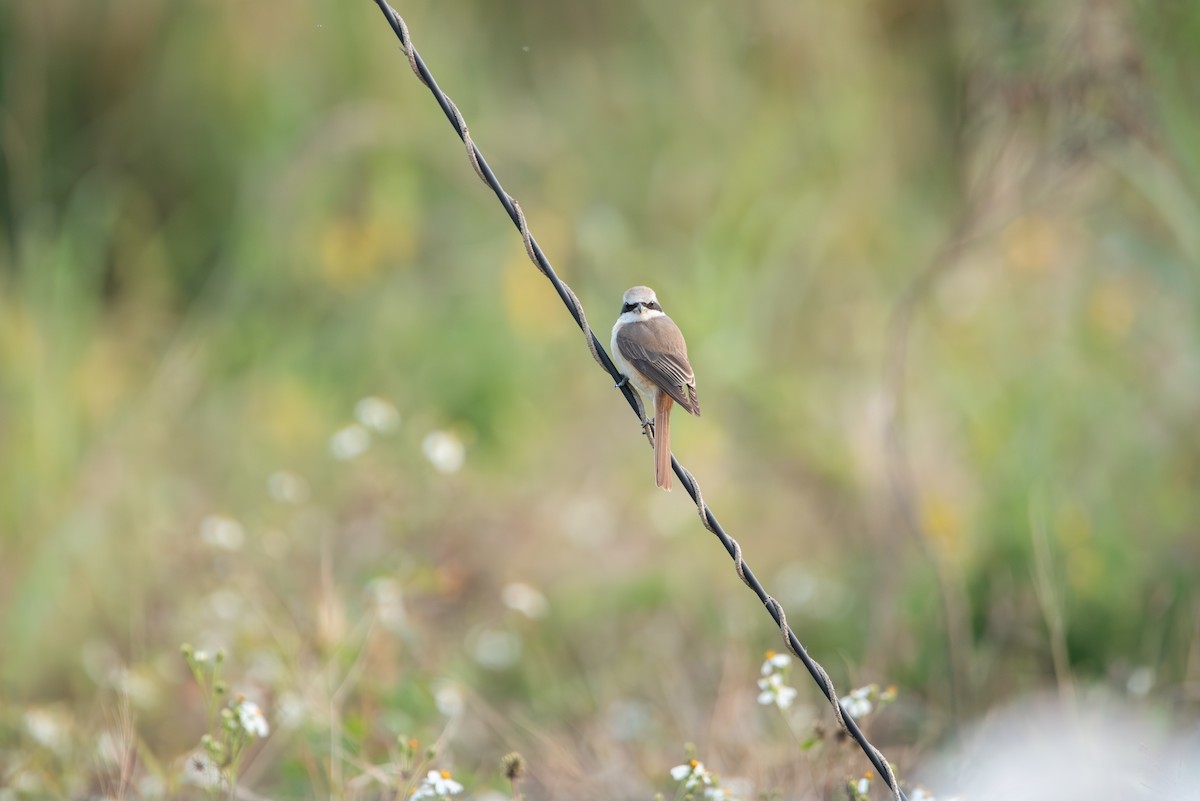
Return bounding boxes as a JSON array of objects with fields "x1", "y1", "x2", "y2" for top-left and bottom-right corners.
[{"x1": 614, "y1": 374, "x2": 629, "y2": 389}]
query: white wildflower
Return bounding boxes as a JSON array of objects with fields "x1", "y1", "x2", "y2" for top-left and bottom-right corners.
[
  {"x1": 501, "y1": 582, "x2": 549, "y2": 619},
  {"x1": 847, "y1": 772, "x2": 874, "y2": 800},
  {"x1": 670, "y1": 760, "x2": 712, "y2": 791},
  {"x1": 182, "y1": 752, "x2": 222, "y2": 788},
  {"x1": 434, "y1": 682, "x2": 464, "y2": 717},
  {"x1": 840, "y1": 684, "x2": 875, "y2": 719},
  {"x1": 411, "y1": 769, "x2": 464, "y2": 799},
  {"x1": 329, "y1": 424, "x2": 370, "y2": 460},
  {"x1": 468, "y1": 627, "x2": 520, "y2": 670},
  {"x1": 422, "y1": 430, "x2": 464, "y2": 473},
  {"x1": 355, "y1": 396, "x2": 400, "y2": 433},
  {"x1": 267, "y1": 470, "x2": 309, "y2": 503},
  {"x1": 200, "y1": 515, "x2": 244, "y2": 551},
  {"x1": 23, "y1": 707, "x2": 69, "y2": 752},
  {"x1": 236, "y1": 699, "x2": 270, "y2": 738},
  {"x1": 756, "y1": 672, "x2": 798, "y2": 709},
  {"x1": 760, "y1": 650, "x2": 791, "y2": 675}
]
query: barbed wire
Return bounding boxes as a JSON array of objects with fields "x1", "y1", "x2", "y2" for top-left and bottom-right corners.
[{"x1": 370, "y1": 3, "x2": 908, "y2": 798}]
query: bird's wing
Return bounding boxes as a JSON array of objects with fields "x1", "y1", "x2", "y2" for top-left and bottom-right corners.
[{"x1": 615, "y1": 315, "x2": 701, "y2": 416}]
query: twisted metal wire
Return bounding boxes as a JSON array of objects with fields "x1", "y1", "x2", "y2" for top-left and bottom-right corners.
[{"x1": 371, "y1": 4, "x2": 907, "y2": 798}]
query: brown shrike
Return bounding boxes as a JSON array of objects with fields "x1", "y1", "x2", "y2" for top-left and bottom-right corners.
[{"x1": 611, "y1": 286, "x2": 701, "y2": 491}]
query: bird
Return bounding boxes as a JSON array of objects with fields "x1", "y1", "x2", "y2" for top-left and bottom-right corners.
[{"x1": 610, "y1": 285, "x2": 701, "y2": 490}]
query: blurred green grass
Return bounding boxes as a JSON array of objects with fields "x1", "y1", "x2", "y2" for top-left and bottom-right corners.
[{"x1": 2, "y1": 0, "x2": 1199, "y2": 797}]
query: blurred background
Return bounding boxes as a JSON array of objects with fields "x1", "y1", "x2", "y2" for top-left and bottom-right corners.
[{"x1": 2, "y1": 0, "x2": 1199, "y2": 798}]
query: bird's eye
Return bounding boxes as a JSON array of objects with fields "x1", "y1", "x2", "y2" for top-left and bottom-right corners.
[
  {"x1": 622, "y1": 303, "x2": 637, "y2": 313},
  {"x1": 646, "y1": 301, "x2": 662, "y2": 311}
]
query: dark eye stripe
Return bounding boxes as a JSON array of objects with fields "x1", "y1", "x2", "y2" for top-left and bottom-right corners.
[
  {"x1": 622, "y1": 303, "x2": 637, "y2": 313},
  {"x1": 646, "y1": 301, "x2": 662, "y2": 311}
]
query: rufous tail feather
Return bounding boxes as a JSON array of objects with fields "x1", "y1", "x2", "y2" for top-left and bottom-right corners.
[{"x1": 655, "y1": 393, "x2": 673, "y2": 491}]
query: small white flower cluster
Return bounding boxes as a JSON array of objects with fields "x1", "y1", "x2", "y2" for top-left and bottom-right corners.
[
  {"x1": 669, "y1": 759, "x2": 740, "y2": 801},
  {"x1": 411, "y1": 769, "x2": 464, "y2": 800},
  {"x1": 841, "y1": 685, "x2": 874, "y2": 719},
  {"x1": 326, "y1": 396, "x2": 467, "y2": 475},
  {"x1": 235, "y1": 699, "x2": 270, "y2": 739},
  {"x1": 838, "y1": 683, "x2": 896, "y2": 720},
  {"x1": 756, "y1": 651, "x2": 798, "y2": 710},
  {"x1": 329, "y1": 396, "x2": 401, "y2": 461},
  {"x1": 178, "y1": 646, "x2": 273, "y2": 793},
  {"x1": 182, "y1": 752, "x2": 223, "y2": 788}
]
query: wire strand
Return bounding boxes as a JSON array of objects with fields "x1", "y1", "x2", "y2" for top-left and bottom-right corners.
[{"x1": 371, "y1": 4, "x2": 907, "y2": 798}]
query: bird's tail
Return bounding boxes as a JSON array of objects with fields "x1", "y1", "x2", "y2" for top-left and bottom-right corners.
[{"x1": 654, "y1": 393, "x2": 673, "y2": 491}]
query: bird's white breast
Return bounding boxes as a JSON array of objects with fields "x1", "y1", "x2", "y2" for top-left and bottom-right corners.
[{"x1": 611, "y1": 309, "x2": 666, "y2": 405}]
